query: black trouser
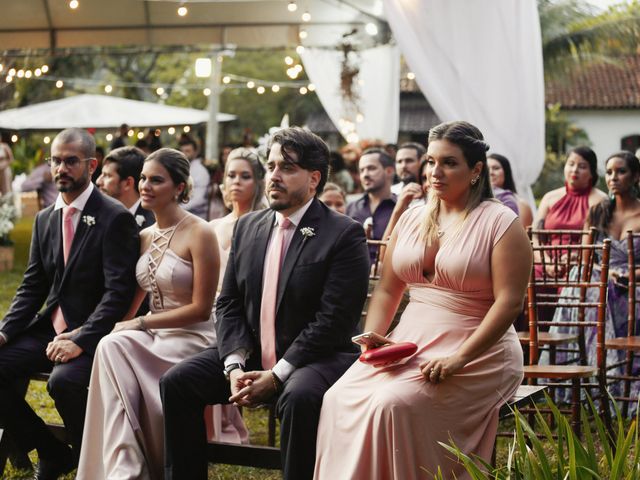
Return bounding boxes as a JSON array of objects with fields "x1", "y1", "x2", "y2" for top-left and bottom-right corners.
[
  {"x1": 0, "y1": 321, "x2": 92, "y2": 463},
  {"x1": 160, "y1": 346, "x2": 356, "y2": 480}
]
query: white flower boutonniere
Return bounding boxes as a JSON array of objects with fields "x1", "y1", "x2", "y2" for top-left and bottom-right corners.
[
  {"x1": 135, "y1": 215, "x2": 146, "y2": 227},
  {"x1": 300, "y1": 227, "x2": 316, "y2": 241},
  {"x1": 82, "y1": 215, "x2": 96, "y2": 227}
]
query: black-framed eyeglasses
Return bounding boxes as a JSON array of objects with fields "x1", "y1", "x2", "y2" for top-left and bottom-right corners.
[{"x1": 46, "y1": 156, "x2": 95, "y2": 168}]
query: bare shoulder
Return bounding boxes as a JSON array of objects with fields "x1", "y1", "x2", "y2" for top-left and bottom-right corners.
[
  {"x1": 589, "y1": 188, "x2": 608, "y2": 205},
  {"x1": 541, "y1": 187, "x2": 566, "y2": 206}
]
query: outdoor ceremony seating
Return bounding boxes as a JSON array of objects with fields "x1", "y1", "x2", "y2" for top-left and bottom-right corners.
[
  {"x1": 602, "y1": 230, "x2": 640, "y2": 417},
  {"x1": 523, "y1": 235, "x2": 612, "y2": 436}
]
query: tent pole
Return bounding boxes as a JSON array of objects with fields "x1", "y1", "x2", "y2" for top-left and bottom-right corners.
[{"x1": 205, "y1": 53, "x2": 222, "y2": 163}]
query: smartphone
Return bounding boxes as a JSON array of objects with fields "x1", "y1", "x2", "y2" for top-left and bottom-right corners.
[
  {"x1": 616, "y1": 276, "x2": 629, "y2": 288},
  {"x1": 351, "y1": 331, "x2": 391, "y2": 348}
]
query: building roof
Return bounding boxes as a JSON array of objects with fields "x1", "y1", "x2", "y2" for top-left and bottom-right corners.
[{"x1": 545, "y1": 56, "x2": 640, "y2": 110}]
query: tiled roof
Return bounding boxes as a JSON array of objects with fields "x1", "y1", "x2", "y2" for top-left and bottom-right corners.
[{"x1": 545, "y1": 56, "x2": 640, "y2": 109}]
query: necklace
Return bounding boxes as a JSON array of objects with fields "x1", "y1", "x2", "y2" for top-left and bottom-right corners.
[{"x1": 436, "y1": 213, "x2": 463, "y2": 238}]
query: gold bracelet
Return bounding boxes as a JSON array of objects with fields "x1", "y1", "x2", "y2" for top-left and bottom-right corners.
[{"x1": 270, "y1": 370, "x2": 282, "y2": 393}]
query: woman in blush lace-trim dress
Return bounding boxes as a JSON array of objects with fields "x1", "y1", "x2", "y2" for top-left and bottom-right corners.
[
  {"x1": 314, "y1": 121, "x2": 532, "y2": 480},
  {"x1": 77, "y1": 148, "x2": 237, "y2": 479}
]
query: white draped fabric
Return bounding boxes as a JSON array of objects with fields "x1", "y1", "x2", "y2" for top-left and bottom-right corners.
[
  {"x1": 301, "y1": 44, "x2": 400, "y2": 144},
  {"x1": 384, "y1": 0, "x2": 545, "y2": 199}
]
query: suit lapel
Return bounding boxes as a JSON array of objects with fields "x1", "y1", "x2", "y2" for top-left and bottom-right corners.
[
  {"x1": 276, "y1": 199, "x2": 321, "y2": 312},
  {"x1": 62, "y1": 189, "x2": 101, "y2": 279},
  {"x1": 252, "y1": 210, "x2": 276, "y2": 298}
]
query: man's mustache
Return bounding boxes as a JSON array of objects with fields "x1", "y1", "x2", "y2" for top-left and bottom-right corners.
[
  {"x1": 55, "y1": 174, "x2": 73, "y2": 182},
  {"x1": 268, "y1": 183, "x2": 286, "y2": 192}
]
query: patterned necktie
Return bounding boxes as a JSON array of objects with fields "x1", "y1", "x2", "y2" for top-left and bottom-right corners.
[
  {"x1": 260, "y1": 217, "x2": 292, "y2": 370},
  {"x1": 51, "y1": 205, "x2": 77, "y2": 334}
]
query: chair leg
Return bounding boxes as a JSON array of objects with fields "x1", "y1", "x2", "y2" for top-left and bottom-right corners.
[
  {"x1": 267, "y1": 404, "x2": 277, "y2": 447},
  {"x1": 622, "y1": 351, "x2": 633, "y2": 418},
  {"x1": 571, "y1": 378, "x2": 581, "y2": 438}
]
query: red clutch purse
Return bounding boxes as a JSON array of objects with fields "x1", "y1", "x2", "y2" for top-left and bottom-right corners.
[{"x1": 359, "y1": 342, "x2": 418, "y2": 367}]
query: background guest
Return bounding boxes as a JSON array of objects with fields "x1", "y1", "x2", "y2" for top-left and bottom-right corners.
[
  {"x1": 328, "y1": 151, "x2": 353, "y2": 194},
  {"x1": 314, "y1": 121, "x2": 530, "y2": 479},
  {"x1": 179, "y1": 137, "x2": 210, "y2": 219},
  {"x1": 391, "y1": 141, "x2": 426, "y2": 197},
  {"x1": 0, "y1": 141, "x2": 14, "y2": 196},
  {"x1": 77, "y1": 148, "x2": 219, "y2": 479},
  {"x1": 20, "y1": 159, "x2": 57, "y2": 208},
  {"x1": 318, "y1": 182, "x2": 347, "y2": 214},
  {"x1": 487, "y1": 153, "x2": 533, "y2": 226}
]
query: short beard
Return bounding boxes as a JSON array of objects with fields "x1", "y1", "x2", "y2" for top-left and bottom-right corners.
[
  {"x1": 56, "y1": 170, "x2": 89, "y2": 193},
  {"x1": 268, "y1": 187, "x2": 307, "y2": 211},
  {"x1": 400, "y1": 173, "x2": 418, "y2": 184}
]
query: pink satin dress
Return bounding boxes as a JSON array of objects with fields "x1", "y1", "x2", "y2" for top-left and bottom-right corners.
[{"x1": 314, "y1": 201, "x2": 524, "y2": 480}]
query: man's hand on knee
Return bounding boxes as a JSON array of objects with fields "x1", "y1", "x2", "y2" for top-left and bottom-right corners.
[
  {"x1": 46, "y1": 339, "x2": 83, "y2": 364},
  {"x1": 229, "y1": 370, "x2": 279, "y2": 407}
]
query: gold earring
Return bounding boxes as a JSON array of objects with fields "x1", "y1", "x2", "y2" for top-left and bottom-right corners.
[{"x1": 471, "y1": 177, "x2": 477, "y2": 185}]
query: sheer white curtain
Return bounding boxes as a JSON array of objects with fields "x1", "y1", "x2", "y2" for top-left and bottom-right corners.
[
  {"x1": 384, "y1": 0, "x2": 545, "y2": 199},
  {"x1": 301, "y1": 44, "x2": 400, "y2": 143}
]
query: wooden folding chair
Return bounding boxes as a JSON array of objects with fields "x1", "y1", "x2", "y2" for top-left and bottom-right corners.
[
  {"x1": 519, "y1": 228, "x2": 597, "y2": 365},
  {"x1": 523, "y1": 236, "x2": 611, "y2": 436},
  {"x1": 602, "y1": 230, "x2": 640, "y2": 417}
]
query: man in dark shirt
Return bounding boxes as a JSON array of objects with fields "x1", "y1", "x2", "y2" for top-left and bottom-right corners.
[{"x1": 346, "y1": 148, "x2": 396, "y2": 263}]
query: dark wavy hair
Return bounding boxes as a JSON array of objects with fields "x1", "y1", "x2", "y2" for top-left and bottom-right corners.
[
  {"x1": 588, "y1": 151, "x2": 640, "y2": 233},
  {"x1": 487, "y1": 153, "x2": 517, "y2": 193}
]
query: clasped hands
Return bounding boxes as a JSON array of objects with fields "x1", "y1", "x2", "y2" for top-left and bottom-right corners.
[
  {"x1": 229, "y1": 369, "x2": 280, "y2": 407},
  {"x1": 419, "y1": 355, "x2": 465, "y2": 385},
  {"x1": 45, "y1": 329, "x2": 83, "y2": 364}
]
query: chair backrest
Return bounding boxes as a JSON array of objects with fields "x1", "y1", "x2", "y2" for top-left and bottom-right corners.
[
  {"x1": 366, "y1": 239, "x2": 387, "y2": 281},
  {"x1": 626, "y1": 230, "x2": 640, "y2": 338},
  {"x1": 527, "y1": 234, "x2": 611, "y2": 365}
]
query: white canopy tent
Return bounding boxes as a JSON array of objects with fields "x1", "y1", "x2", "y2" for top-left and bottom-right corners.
[{"x1": 0, "y1": 94, "x2": 235, "y2": 130}]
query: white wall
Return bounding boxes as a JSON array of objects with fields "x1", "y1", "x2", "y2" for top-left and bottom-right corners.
[{"x1": 566, "y1": 109, "x2": 640, "y2": 170}]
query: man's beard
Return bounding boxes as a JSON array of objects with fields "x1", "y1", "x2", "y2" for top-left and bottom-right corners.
[
  {"x1": 268, "y1": 183, "x2": 307, "y2": 211},
  {"x1": 400, "y1": 172, "x2": 418, "y2": 185},
  {"x1": 56, "y1": 171, "x2": 89, "y2": 193}
]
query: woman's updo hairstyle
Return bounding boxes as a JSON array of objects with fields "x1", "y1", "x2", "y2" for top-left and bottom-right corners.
[{"x1": 145, "y1": 147, "x2": 193, "y2": 203}]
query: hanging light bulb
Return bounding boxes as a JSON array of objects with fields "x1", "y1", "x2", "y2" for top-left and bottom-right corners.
[
  {"x1": 307, "y1": 83, "x2": 315, "y2": 91},
  {"x1": 17, "y1": 70, "x2": 24, "y2": 78},
  {"x1": 25, "y1": 70, "x2": 32, "y2": 79},
  {"x1": 106, "y1": 133, "x2": 113, "y2": 141},
  {"x1": 246, "y1": 81, "x2": 255, "y2": 89},
  {"x1": 177, "y1": 3, "x2": 188, "y2": 16},
  {"x1": 271, "y1": 85, "x2": 280, "y2": 93},
  {"x1": 365, "y1": 22, "x2": 378, "y2": 36},
  {"x1": 44, "y1": 136, "x2": 51, "y2": 144},
  {"x1": 287, "y1": 1, "x2": 297, "y2": 12},
  {"x1": 299, "y1": 87, "x2": 308, "y2": 95},
  {"x1": 137, "y1": 132, "x2": 145, "y2": 140},
  {"x1": 104, "y1": 84, "x2": 113, "y2": 93},
  {"x1": 222, "y1": 76, "x2": 231, "y2": 84},
  {"x1": 296, "y1": 45, "x2": 305, "y2": 54},
  {"x1": 35, "y1": 68, "x2": 42, "y2": 77},
  {"x1": 41, "y1": 65, "x2": 49, "y2": 73},
  {"x1": 127, "y1": 129, "x2": 134, "y2": 137},
  {"x1": 299, "y1": 30, "x2": 308, "y2": 40},
  {"x1": 168, "y1": 127, "x2": 176, "y2": 135},
  {"x1": 0, "y1": 64, "x2": 3, "y2": 72},
  {"x1": 56, "y1": 80, "x2": 64, "y2": 88},
  {"x1": 302, "y1": 11, "x2": 311, "y2": 22},
  {"x1": 5, "y1": 75, "x2": 12, "y2": 83},
  {"x1": 8, "y1": 68, "x2": 16, "y2": 76},
  {"x1": 203, "y1": 87, "x2": 211, "y2": 96},
  {"x1": 11, "y1": 135, "x2": 18, "y2": 143},
  {"x1": 69, "y1": 0, "x2": 79, "y2": 9},
  {"x1": 183, "y1": 126, "x2": 191, "y2": 133},
  {"x1": 407, "y1": 72, "x2": 415, "y2": 80},
  {"x1": 257, "y1": 86, "x2": 266, "y2": 94},
  {"x1": 284, "y1": 56, "x2": 294, "y2": 65},
  {"x1": 156, "y1": 87, "x2": 165, "y2": 96}
]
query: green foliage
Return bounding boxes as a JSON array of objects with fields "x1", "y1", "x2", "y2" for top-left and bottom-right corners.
[{"x1": 440, "y1": 393, "x2": 640, "y2": 479}]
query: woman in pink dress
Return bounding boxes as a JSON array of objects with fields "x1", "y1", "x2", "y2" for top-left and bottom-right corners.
[{"x1": 314, "y1": 121, "x2": 532, "y2": 479}]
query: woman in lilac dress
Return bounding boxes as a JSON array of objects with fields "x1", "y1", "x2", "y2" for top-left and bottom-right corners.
[{"x1": 550, "y1": 151, "x2": 640, "y2": 406}]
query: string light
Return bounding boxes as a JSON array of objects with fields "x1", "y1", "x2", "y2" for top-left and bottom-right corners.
[
  {"x1": 11, "y1": 135, "x2": 18, "y2": 143},
  {"x1": 0, "y1": 64, "x2": 3, "y2": 72},
  {"x1": 106, "y1": 133, "x2": 113, "y2": 141},
  {"x1": 8, "y1": 68, "x2": 16, "y2": 76},
  {"x1": 137, "y1": 132, "x2": 145, "y2": 139},
  {"x1": 156, "y1": 87, "x2": 165, "y2": 95},
  {"x1": 222, "y1": 76, "x2": 231, "y2": 84},
  {"x1": 177, "y1": 4, "x2": 188, "y2": 16},
  {"x1": 41, "y1": 65, "x2": 48, "y2": 73},
  {"x1": 17, "y1": 70, "x2": 24, "y2": 78},
  {"x1": 183, "y1": 126, "x2": 191, "y2": 133},
  {"x1": 5, "y1": 76, "x2": 12, "y2": 83},
  {"x1": 35, "y1": 68, "x2": 42, "y2": 77},
  {"x1": 365, "y1": 22, "x2": 378, "y2": 36},
  {"x1": 302, "y1": 11, "x2": 311, "y2": 22},
  {"x1": 203, "y1": 87, "x2": 211, "y2": 96},
  {"x1": 284, "y1": 56, "x2": 294, "y2": 65},
  {"x1": 299, "y1": 86, "x2": 307, "y2": 95},
  {"x1": 356, "y1": 113, "x2": 364, "y2": 123},
  {"x1": 256, "y1": 86, "x2": 265, "y2": 94},
  {"x1": 69, "y1": 0, "x2": 79, "y2": 9},
  {"x1": 43, "y1": 136, "x2": 51, "y2": 144},
  {"x1": 407, "y1": 72, "x2": 415, "y2": 80},
  {"x1": 104, "y1": 84, "x2": 113, "y2": 93},
  {"x1": 168, "y1": 127, "x2": 176, "y2": 135},
  {"x1": 308, "y1": 83, "x2": 315, "y2": 91},
  {"x1": 56, "y1": 80, "x2": 64, "y2": 88},
  {"x1": 246, "y1": 81, "x2": 255, "y2": 89},
  {"x1": 127, "y1": 129, "x2": 134, "y2": 137},
  {"x1": 299, "y1": 30, "x2": 308, "y2": 40},
  {"x1": 287, "y1": 1, "x2": 297, "y2": 12},
  {"x1": 24, "y1": 70, "x2": 32, "y2": 79},
  {"x1": 272, "y1": 85, "x2": 280, "y2": 93},
  {"x1": 296, "y1": 45, "x2": 305, "y2": 54}
]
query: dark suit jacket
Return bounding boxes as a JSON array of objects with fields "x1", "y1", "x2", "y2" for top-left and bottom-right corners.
[
  {"x1": 0, "y1": 188, "x2": 140, "y2": 355},
  {"x1": 133, "y1": 202, "x2": 155, "y2": 231},
  {"x1": 216, "y1": 198, "x2": 370, "y2": 369}
]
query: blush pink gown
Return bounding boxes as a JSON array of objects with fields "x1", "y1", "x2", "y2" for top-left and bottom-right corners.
[{"x1": 314, "y1": 201, "x2": 524, "y2": 480}]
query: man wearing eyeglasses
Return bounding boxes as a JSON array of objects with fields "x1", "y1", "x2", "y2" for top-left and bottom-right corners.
[{"x1": 0, "y1": 128, "x2": 139, "y2": 479}]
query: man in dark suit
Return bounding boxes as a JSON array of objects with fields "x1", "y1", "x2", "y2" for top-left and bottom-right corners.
[
  {"x1": 0, "y1": 128, "x2": 139, "y2": 479},
  {"x1": 161, "y1": 127, "x2": 370, "y2": 480},
  {"x1": 96, "y1": 145, "x2": 155, "y2": 230}
]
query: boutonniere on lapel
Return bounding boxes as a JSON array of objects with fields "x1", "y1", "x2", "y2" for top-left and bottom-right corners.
[
  {"x1": 135, "y1": 215, "x2": 145, "y2": 227},
  {"x1": 300, "y1": 227, "x2": 316, "y2": 244},
  {"x1": 82, "y1": 215, "x2": 96, "y2": 227}
]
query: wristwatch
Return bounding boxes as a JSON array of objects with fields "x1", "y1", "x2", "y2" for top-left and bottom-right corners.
[{"x1": 224, "y1": 363, "x2": 243, "y2": 381}]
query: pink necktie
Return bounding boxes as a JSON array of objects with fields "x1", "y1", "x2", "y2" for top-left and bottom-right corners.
[
  {"x1": 260, "y1": 217, "x2": 292, "y2": 370},
  {"x1": 51, "y1": 206, "x2": 77, "y2": 334}
]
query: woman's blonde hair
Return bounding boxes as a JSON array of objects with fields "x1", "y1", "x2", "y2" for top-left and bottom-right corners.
[
  {"x1": 422, "y1": 121, "x2": 493, "y2": 244},
  {"x1": 223, "y1": 147, "x2": 266, "y2": 211}
]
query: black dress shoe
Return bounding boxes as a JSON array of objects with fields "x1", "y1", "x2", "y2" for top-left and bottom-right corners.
[{"x1": 32, "y1": 456, "x2": 74, "y2": 480}]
